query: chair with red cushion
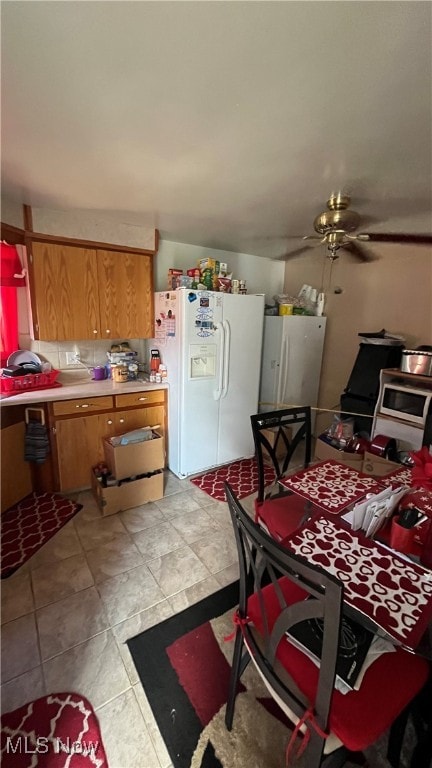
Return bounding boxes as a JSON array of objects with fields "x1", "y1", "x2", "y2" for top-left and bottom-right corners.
[
  {"x1": 251, "y1": 406, "x2": 316, "y2": 541},
  {"x1": 224, "y1": 482, "x2": 430, "y2": 768}
]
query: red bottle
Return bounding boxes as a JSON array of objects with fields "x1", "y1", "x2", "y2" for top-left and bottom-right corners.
[{"x1": 150, "y1": 349, "x2": 161, "y2": 372}]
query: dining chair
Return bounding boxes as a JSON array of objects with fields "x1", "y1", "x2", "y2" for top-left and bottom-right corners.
[
  {"x1": 224, "y1": 482, "x2": 430, "y2": 768},
  {"x1": 250, "y1": 406, "x2": 315, "y2": 541}
]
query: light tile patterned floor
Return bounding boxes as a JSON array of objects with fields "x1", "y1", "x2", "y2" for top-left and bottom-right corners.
[{"x1": 0, "y1": 471, "x2": 244, "y2": 768}]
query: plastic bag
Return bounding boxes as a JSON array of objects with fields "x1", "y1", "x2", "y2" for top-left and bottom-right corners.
[{"x1": 324, "y1": 415, "x2": 355, "y2": 448}]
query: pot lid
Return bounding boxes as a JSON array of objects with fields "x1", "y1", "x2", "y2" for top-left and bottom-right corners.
[{"x1": 403, "y1": 349, "x2": 432, "y2": 357}]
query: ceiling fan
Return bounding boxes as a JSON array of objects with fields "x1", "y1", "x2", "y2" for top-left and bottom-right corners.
[{"x1": 281, "y1": 193, "x2": 432, "y2": 261}]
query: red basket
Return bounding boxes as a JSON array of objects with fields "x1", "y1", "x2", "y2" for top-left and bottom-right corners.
[{"x1": 0, "y1": 368, "x2": 61, "y2": 394}]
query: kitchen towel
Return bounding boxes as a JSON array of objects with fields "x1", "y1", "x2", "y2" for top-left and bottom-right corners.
[{"x1": 24, "y1": 420, "x2": 51, "y2": 464}]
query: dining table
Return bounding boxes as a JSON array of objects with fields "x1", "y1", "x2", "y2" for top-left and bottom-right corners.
[{"x1": 278, "y1": 458, "x2": 432, "y2": 768}]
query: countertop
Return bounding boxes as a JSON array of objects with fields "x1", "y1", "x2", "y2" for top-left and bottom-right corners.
[{"x1": 0, "y1": 376, "x2": 168, "y2": 407}]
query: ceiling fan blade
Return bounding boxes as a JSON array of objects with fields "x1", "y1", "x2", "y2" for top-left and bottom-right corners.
[
  {"x1": 359, "y1": 233, "x2": 432, "y2": 245},
  {"x1": 274, "y1": 244, "x2": 317, "y2": 261},
  {"x1": 341, "y1": 241, "x2": 377, "y2": 262}
]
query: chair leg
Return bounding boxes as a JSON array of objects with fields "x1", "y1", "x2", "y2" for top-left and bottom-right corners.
[{"x1": 225, "y1": 629, "x2": 246, "y2": 731}]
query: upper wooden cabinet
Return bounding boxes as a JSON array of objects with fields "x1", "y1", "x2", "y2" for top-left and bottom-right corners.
[{"x1": 29, "y1": 241, "x2": 154, "y2": 340}]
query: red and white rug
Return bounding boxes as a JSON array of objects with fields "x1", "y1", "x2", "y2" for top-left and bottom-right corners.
[
  {"x1": 0, "y1": 692, "x2": 108, "y2": 768},
  {"x1": 1, "y1": 492, "x2": 82, "y2": 579},
  {"x1": 190, "y1": 457, "x2": 276, "y2": 501}
]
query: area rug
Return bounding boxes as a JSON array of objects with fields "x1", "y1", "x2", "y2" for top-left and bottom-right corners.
[
  {"x1": 127, "y1": 583, "x2": 406, "y2": 768},
  {"x1": 1, "y1": 492, "x2": 82, "y2": 579},
  {"x1": 190, "y1": 457, "x2": 275, "y2": 501},
  {"x1": 0, "y1": 692, "x2": 108, "y2": 767}
]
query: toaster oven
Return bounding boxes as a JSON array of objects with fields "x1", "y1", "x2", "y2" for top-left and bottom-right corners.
[{"x1": 379, "y1": 382, "x2": 432, "y2": 425}]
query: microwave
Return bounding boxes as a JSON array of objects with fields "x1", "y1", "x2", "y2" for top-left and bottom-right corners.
[{"x1": 379, "y1": 382, "x2": 432, "y2": 425}]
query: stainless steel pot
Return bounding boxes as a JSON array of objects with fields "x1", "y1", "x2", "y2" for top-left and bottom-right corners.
[{"x1": 401, "y1": 350, "x2": 432, "y2": 376}]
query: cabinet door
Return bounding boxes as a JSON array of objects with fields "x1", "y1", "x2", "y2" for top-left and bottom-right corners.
[
  {"x1": 55, "y1": 414, "x2": 105, "y2": 491},
  {"x1": 1, "y1": 423, "x2": 33, "y2": 513},
  {"x1": 97, "y1": 250, "x2": 153, "y2": 339},
  {"x1": 31, "y1": 243, "x2": 100, "y2": 340}
]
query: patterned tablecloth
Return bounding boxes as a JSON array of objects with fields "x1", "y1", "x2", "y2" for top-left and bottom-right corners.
[
  {"x1": 378, "y1": 466, "x2": 413, "y2": 489},
  {"x1": 284, "y1": 515, "x2": 432, "y2": 649},
  {"x1": 279, "y1": 460, "x2": 385, "y2": 515}
]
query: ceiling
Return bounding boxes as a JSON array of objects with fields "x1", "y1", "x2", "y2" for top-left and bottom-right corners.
[{"x1": 2, "y1": 1, "x2": 431, "y2": 259}]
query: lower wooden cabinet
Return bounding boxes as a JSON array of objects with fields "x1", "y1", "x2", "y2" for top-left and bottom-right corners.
[
  {"x1": 1, "y1": 421, "x2": 32, "y2": 513},
  {"x1": 49, "y1": 389, "x2": 167, "y2": 492}
]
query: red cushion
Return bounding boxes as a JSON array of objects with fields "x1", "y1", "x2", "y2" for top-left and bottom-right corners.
[
  {"x1": 246, "y1": 577, "x2": 430, "y2": 752},
  {"x1": 255, "y1": 494, "x2": 311, "y2": 540}
]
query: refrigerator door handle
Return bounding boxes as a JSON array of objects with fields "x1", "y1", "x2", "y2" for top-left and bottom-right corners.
[
  {"x1": 221, "y1": 319, "x2": 231, "y2": 398},
  {"x1": 282, "y1": 334, "x2": 290, "y2": 405},
  {"x1": 277, "y1": 334, "x2": 289, "y2": 406},
  {"x1": 214, "y1": 322, "x2": 225, "y2": 401},
  {"x1": 276, "y1": 337, "x2": 285, "y2": 406}
]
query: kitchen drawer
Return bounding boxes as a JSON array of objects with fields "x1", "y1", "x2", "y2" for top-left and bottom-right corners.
[
  {"x1": 115, "y1": 389, "x2": 165, "y2": 408},
  {"x1": 52, "y1": 396, "x2": 114, "y2": 416}
]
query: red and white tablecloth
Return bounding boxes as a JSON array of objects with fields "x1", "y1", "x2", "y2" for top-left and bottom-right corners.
[
  {"x1": 379, "y1": 466, "x2": 413, "y2": 489},
  {"x1": 284, "y1": 515, "x2": 432, "y2": 649},
  {"x1": 279, "y1": 460, "x2": 384, "y2": 515}
]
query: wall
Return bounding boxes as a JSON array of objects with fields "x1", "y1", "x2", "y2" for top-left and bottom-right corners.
[
  {"x1": 1, "y1": 198, "x2": 23, "y2": 228},
  {"x1": 155, "y1": 240, "x2": 284, "y2": 304},
  {"x1": 283, "y1": 243, "x2": 432, "y2": 435},
  {"x1": 31, "y1": 207, "x2": 156, "y2": 251}
]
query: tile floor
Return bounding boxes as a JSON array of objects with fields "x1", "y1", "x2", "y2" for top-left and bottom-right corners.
[{"x1": 1, "y1": 472, "x2": 255, "y2": 767}]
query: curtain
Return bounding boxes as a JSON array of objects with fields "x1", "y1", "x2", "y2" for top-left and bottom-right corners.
[{"x1": 0, "y1": 243, "x2": 26, "y2": 367}]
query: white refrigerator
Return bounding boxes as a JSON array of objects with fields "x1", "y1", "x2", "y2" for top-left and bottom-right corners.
[
  {"x1": 259, "y1": 316, "x2": 327, "y2": 423},
  {"x1": 153, "y1": 289, "x2": 265, "y2": 478}
]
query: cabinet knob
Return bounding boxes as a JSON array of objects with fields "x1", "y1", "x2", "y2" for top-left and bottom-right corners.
[
  {"x1": 80, "y1": 404, "x2": 90, "y2": 408},
  {"x1": 93, "y1": 330, "x2": 98, "y2": 335},
  {"x1": 138, "y1": 397, "x2": 148, "y2": 401},
  {"x1": 107, "y1": 419, "x2": 113, "y2": 425},
  {"x1": 119, "y1": 418, "x2": 125, "y2": 423},
  {"x1": 106, "y1": 329, "x2": 111, "y2": 334}
]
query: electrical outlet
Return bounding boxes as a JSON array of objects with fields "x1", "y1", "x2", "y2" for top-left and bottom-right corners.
[{"x1": 66, "y1": 352, "x2": 80, "y2": 365}]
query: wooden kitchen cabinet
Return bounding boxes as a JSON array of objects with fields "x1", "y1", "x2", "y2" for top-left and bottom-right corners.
[
  {"x1": 49, "y1": 389, "x2": 167, "y2": 491},
  {"x1": 1, "y1": 421, "x2": 32, "y2": 513},
  {"x1": 97, "y1": 249, "x2": 153, "y2": 339},
  {"x1": 29, "y1": 242, "x2": 154, "y2": 340}
]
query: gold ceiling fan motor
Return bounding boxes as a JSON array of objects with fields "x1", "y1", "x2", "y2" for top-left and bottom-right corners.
[{"x1": 306, "y1": 194, "x2": 369, "y2": 260}]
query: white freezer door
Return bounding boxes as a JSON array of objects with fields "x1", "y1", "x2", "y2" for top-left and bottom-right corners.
[
  {"x1": 178, "y1": 291, "x2": 224, "y2": 477},
  {"x1": 280, "y1": 316, "x2": 326, "y2": 407},
  {"x1": 217, "y1": 293, "x2": 265, "y2": 464},
  {"x1": 259, "y1": 316, "x2": 284, "y2": 410}
]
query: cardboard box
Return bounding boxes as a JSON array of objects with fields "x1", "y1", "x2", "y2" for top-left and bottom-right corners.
[
  {"x1": 198, "y1": 258, "x2": 220, "y2": 274},
  {"x1": 362, "y1": 450, "x2": 400, "y2": 477},
  {"x1": 314, "y1": 437, "x2": 363, "y2": 469},
  {"x1": 91, "y1": 470, "x2": 164, "y2": 517},
  {"x1": 261, "y1": 426, "x2": 292, "y2": 465},
  {"x1": 104, "y1": 431, "x2": 164, "y2": 481}
]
